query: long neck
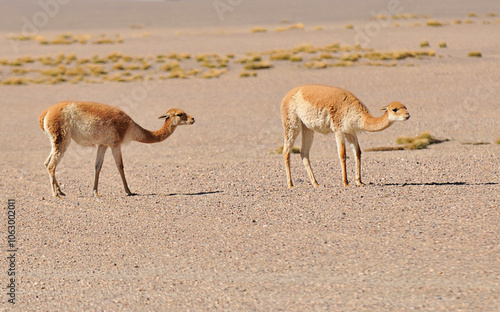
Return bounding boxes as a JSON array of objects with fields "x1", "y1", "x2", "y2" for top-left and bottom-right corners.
[
  {"x1": 361, "y1": 111, "x2": 393, "y2": 132},
  {"x1": 133, "y1": 119, "x2": 177, "y2": 143}
]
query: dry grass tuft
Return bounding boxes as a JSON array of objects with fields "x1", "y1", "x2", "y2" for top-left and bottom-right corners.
[
  {"x1": 396, "y1": 132, "x2": 448, "y2": 150},
  {"x1": 289, "y1": 54, "x2": 303, "y2": 62},
  {"x1": 244, "y1": 61, "x2": 273, "y2": 70},
  {"x1": 240, "y1": 71, "x2": 257, "y2": 78},
  {"x1": 305, "y1": 61, "x2": 328, "y2": 69},
  {"x1": 426, "y1": 20, "x2": 443, "y2": 27},
  {"x1": 467, "y1": 51, "x2": 482, "y2": 57},
  {"x1": 251, "y1": 27, "x2": 267, "y2": 33},
  {"x1": 275, "y1": 23, "x2": 305, "y2": 32},
  {"x1": 345, "y1": 24, "x2": 354, "y2": 29},
  {"x1": 364, "y1": 146, "x2": 406, "y2": 152},
  {"x1": 293, "y1": 43, "x2": 317, "y2": 54},
  {"x1": 161, "y1": 61, "x2": 181, "y2": 71},
  {"x1": 341, "y1": 53, "x2": 362, "y2": 62},
  {"x1": 439, "y1": 41, "x2": 447, "y2": 48},
  {"x1": 273, "y1": 145, "x2": 300, "y2": 154},
  {"x1": 366, "y1": 132, "x2": 447, "y2": 152},
  {"x1": 420, "y1": 40, "x2": 430, "y2": 48},
  {"x1": 323, "y1": 42, "x2": 341, "y2": 52},
  {"x1": 333, "y1": 61, "x2": 354, "y2": 67},
  {"x1": 1, "y1": 77, "x2": 29, "y2": 85},
  {"x1": 269, "y1": 50, "x2": 292, "y2": 61},
  {"x1": 168, "y1": 68, "x2": 188, "y2": 79},
  {"x1": 495, "y1": 137, "x2": 500, "y2": 144},
  {"x1": 202, "y1": 68, "x2": 227, "y2": 79}
]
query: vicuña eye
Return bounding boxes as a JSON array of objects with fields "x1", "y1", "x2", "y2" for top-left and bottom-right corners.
[{"x1": 392, "y1": 108, "x2": 398, "y2": 112}]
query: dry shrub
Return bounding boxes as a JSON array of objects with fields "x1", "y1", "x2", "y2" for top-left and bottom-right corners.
[
  {"x1": 426, "y1": 20, "x2": 443, "y2": 26},
  {"x1": 396, "y1": 132, "x2": 448, "y2": 150},
  {"x1": 467, "y1": 51, "x2": 482, "y2": 57},
  {"x1": 251, "y1": 27, "x2": 267, "y2": 33},
  {"x1": 244, "y1": 61, "x2": 273, "y2": 70},
  {"x1": 240, "y1": 71, "x2": 257, "y2": 78},
  {"x1": 275, "y1": 23, "x2": 304, "y2": 32},
  {"x1": 305, "y1": 61, "x2": 328, "y2": 69},
  {"x1": 273, "y1": 145, "x2": 300, "y2": 154}
]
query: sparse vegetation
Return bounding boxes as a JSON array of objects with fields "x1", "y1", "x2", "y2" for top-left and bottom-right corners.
[
  {"x1": 251, "y1": 27, "x2": 267, "y2": 33},
  {"x1": 366, "y1": 132, "x2": 448, "y2": 152},
  {"x1": 426, "y1": 20, "x2": 443, "y2": 27},
  {"x1": 244, "y1": 61, "x2": 273, "y2": 70},
  {"x1": 420, "y1": 40, "x2": 430, "y2": 48},
  {"x1": 275, "y1": 23, "x2": 304, "y2": 32},
  {"x1": 467, "y1": 51, "x2": 482, "y2": 57},
  {"x1": 439, "y1": 41, "x2": 447, "y2": 48},
  {"x1": 289, "y1": 54, "x2": 303, "y2": 62},
  {"x1": 273, "y1": 145, "x2": 300, "y2": 154},
  {"x1": 239, "y1": 71, "x2": 257, "y2": 78},
  {"x1": 0, "y1": 40, "x2": 441, "y2": 85},
  {"x1": 495, "y1": 137, "x2": 500, "y2": 144},
  {"x1": 269, "y1": 50, "x2": 292, "y2": 61},
  {"x1": 202, "y1": 68, "x2": 227, "y2": 79},
  {"x1": 305, "y1": 61, "x2": 328, "y2": 69},
  {"x1": 396, "y1": 132, "x2": 448, "y2": 150}
]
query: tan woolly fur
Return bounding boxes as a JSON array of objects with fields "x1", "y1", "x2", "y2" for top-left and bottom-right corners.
[
  {"x1": 280, "y1": 84, "x2": 410, "y2": 188},
  {"x1": 39, "y1": 101, "x2": 195, "y2": 197}
]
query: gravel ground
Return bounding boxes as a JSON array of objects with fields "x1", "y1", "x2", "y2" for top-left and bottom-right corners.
[{"x1": 1, "y1": 1, "x2": 499, "y2": 311}]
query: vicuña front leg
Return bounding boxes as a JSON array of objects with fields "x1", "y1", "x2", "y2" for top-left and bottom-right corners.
[
  {"x1": 345, "y1": 133, "x2": 364, "y2": 186},
  {"x1": 111, "y1": 146, "x2": 134, "y2": 196},
  {"x1": 93, "y1": 145, "x2": 108, "y2": 197},
  {"x1": 301, "y1": 127, "x2": 320, "y2": 187},
  {"x1": 335, "y1": 132, "x2": 349, "y2": 187}
]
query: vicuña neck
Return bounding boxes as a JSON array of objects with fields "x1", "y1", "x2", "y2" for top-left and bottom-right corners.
[
  {"x1": 134, "y1": 119, "x2": 177, "y2": 143},
  {"x1": 361, "y1": 111, "x2": 393, "y2": 132}
]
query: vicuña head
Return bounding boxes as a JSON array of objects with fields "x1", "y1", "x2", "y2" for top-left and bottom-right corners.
[
  {"x1": 383, "y1": 101, "x2": 410, "y2": 122},
  {"x1": 281, "y1": 84, "x2": 410, "y2": 188},
  {"x1": 39, "y1": 101, "x2": 195, "y2": 197}
]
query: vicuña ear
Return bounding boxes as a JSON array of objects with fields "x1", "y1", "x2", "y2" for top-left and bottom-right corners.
[
  {"x1": 158, "y1": 113, "x2": 170, "y2": 120},
  {"x1": 381, "y1": 106, "x2": 388, "y2": 112}
]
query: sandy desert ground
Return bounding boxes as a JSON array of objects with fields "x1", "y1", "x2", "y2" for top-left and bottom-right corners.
[{"x1": 0, "y1": 0, "x2": 499, "y2": 311}]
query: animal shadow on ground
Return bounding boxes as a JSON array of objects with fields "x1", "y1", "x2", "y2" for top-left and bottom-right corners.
[
  {"x1": 382, "y1": 182, "x2": 498, "y2": 186},
  {"x1": 164, "y1": 190, "x2": 223, "y2": 197}
]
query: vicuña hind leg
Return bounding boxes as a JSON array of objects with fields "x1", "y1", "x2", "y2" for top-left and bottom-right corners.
[
  {"x1": 282, "y1": 122, "x2": 301, "y2": 188},
  {"x1": 301, "y1": 127, "x2": 319, "y2": 187},
  {"x1": 93, "y1": 145, "x2": 108, "y2": 197},
  {"x1": 46, "y1": 135, "x2": 70, "y2": 197},
  {"x1": 335, "y1": 132, "x2": 349, "y2": 187},
  {"x1": 111, "y1": 145, "x2": 134, "y2": 196},
  {"x1": 345, "y1": 133, "x2": 364, "y2": 186}
]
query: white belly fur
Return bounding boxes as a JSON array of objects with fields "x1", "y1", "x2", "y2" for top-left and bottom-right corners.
[{"x1": 292, "y1": 91, "x2": 333, "y2": 134}]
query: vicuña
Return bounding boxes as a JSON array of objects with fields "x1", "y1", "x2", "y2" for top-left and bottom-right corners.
[
  {"x1": 39, "y1": 101, "x2": 195, "y2": 197},
  {"x1": 281, "y1": 84, "x2": 410, "y2": 188}
]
